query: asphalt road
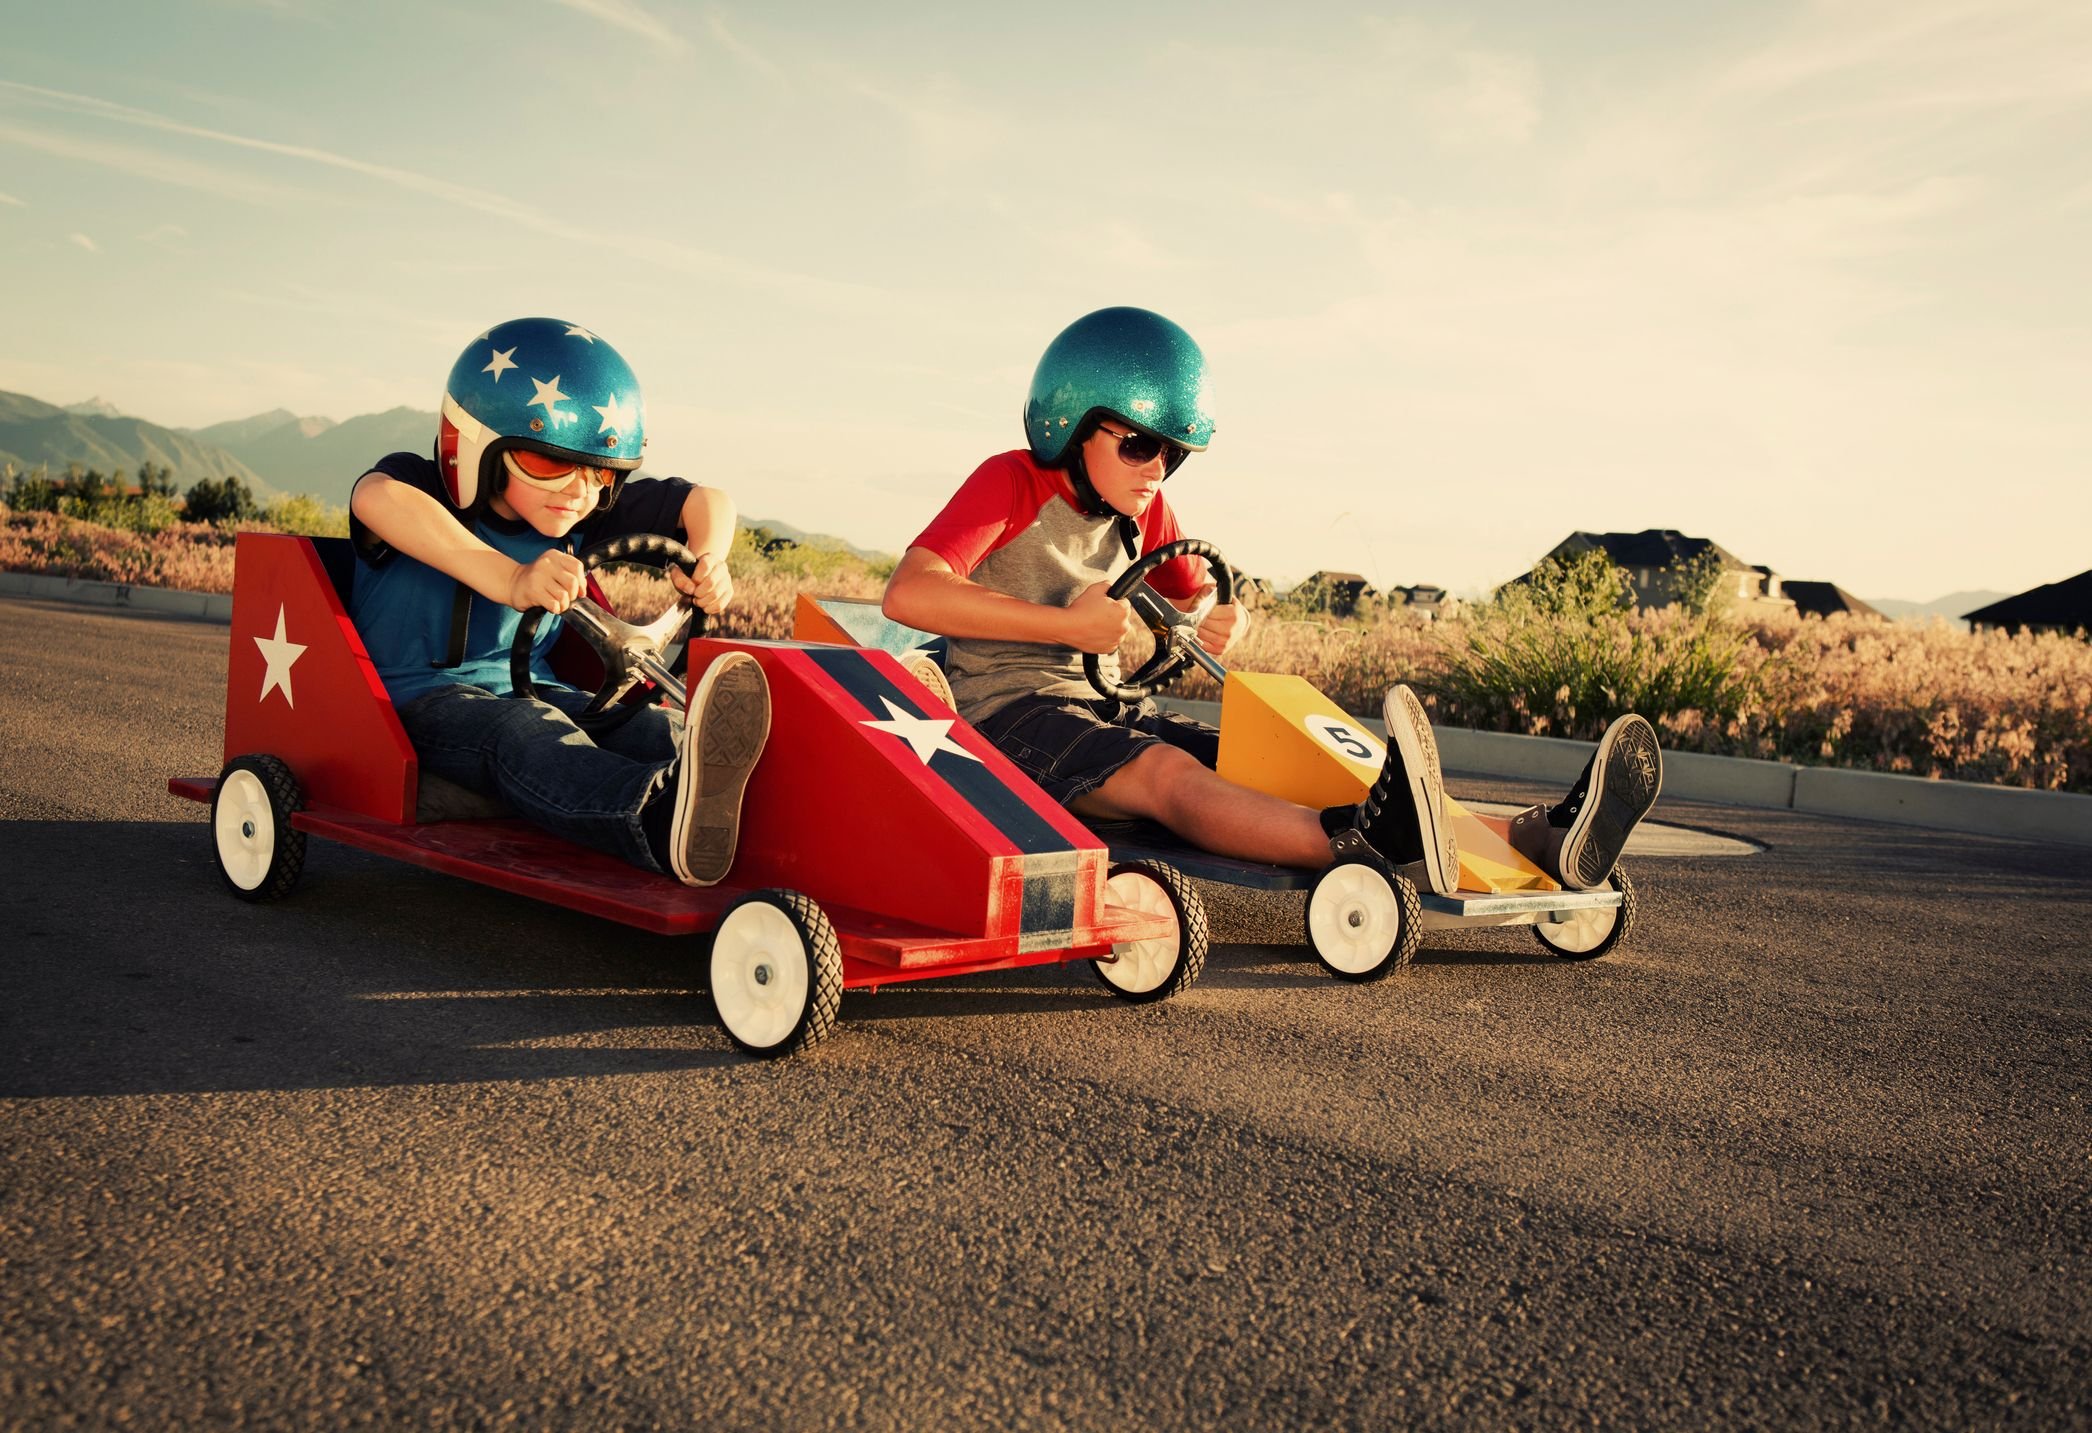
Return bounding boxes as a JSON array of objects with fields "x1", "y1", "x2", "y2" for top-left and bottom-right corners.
[{"x1": 2, "y1": 597, "x2": 2087, "y2": 1430}]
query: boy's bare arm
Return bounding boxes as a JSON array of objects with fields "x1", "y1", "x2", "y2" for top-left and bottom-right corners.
[
  {"x1": 350, "y1": 472, "x2": 583, "y2": 613},
  {"x1": 673, "y1": 483, "x2": 737, "y2": 613},
  {"x1": 883, "y1": 547, "x2": 1134, "y2": 654}
]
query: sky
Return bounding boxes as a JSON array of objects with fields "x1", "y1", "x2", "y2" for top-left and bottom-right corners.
[{"x1": 1, "y1": 0, "x2": 2087, "y2": 599}]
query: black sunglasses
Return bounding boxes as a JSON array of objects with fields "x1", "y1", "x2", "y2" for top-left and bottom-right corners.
[{"x1": 1096, "y1": 423, "x2": 1190, "y2": 474}]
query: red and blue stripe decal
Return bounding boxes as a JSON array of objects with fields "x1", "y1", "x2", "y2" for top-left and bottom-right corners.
[{"x1": 804, "y1": 648, "x2": 1080, "y2": 952}]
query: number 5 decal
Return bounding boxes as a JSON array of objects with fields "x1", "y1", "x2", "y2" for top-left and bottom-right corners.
[{"x1": 1305, "y1": 713, "x2": 1383, "y2": 766}]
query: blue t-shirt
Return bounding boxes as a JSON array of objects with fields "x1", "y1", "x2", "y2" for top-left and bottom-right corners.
[{"x1": 348, "y1": 451, "x2": 693, "y2": 706}]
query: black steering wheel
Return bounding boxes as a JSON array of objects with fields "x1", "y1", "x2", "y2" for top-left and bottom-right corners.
[
  {"x1": 1083, "y1": 537, "x2": 1235, "y2": 703},
  {"x1": 511, "y1": 533, "x2": 709, "y2": 726}
]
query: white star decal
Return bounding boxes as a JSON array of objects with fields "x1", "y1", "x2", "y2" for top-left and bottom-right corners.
[
  {"x1": 254, "y1": 605, "x2": 307, "y2": 708},
  {"x1": 592, "y1": 393, "x2": 634, "y2": 434},
  {"x1": 527, "y1": 375, "x2": 569, "y2": 416},
  {"x1": 482, "y1": 346, "x2": 518, "y2": 382},
  {"x1": 565, "y1": 325, "x2": 597, "y2": 343},
  {"x1": 861, "y1": 697, "x2": 980, "y2": 766}
]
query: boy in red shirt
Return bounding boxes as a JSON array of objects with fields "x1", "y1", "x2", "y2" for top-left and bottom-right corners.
[{"x1": 884, "y1": 307, "x2": 1660, "y2": 893}]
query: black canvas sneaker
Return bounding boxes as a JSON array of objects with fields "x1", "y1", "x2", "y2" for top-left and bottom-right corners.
[{"x1": 1332, "y1": 685, "x2": 1459, "y2": 895}]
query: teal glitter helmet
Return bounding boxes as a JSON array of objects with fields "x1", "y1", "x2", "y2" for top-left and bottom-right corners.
[
  {"x1": 1022, "y1": 307, "x2": 1215, "y2": 478},
  {"x1": 437, "y1": 317, "x2": 646, "y2": 510}
]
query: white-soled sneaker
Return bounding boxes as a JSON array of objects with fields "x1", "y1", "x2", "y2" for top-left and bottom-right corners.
[
  {"x1": 1553, "y1": 714, "x2": 1662, "y2": 890},
  {"x1": 1348, "y1": 684, "x2": 1459, "y2": 895},
  {"x1": 670, "y1": 652, "x2": 772, "y2": 887}
]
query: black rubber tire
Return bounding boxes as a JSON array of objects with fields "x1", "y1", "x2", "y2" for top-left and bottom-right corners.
[
  {"x1": 1090, "y1": 859, "x2": 1209, "y2": 1004},
  {"x1": 1533, "y1": 866, "x2": 1637, "y2": 961},
  {"x1": 210, "y1": 754, "x2": 307, "y2": 903},
  {"x1": 1304, "y1": 855, "x2": 1423, "y2": 982},
  {"x1": 709, "y1": 889, "x2": 844, "y2": 1058}
]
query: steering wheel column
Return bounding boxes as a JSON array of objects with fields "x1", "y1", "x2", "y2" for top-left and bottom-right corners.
[
  {"x1": 510, "y1": 533, "x2": 709, "y2": 726},
  {"x1": 1083, "y1": 537, "x2": 1236, "y2": 703}
]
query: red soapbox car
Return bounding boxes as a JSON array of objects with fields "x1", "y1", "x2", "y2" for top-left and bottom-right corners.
[{"x1": 168, "y1": 533, "x2": 1207, "y2": 1059}]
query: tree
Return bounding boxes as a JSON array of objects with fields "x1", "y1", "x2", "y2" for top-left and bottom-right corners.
[
  {"x1": 183, "y1": 475, "x2": 260, "y2": 524},
  {"x1": 137, "y1": 461, "x2": 177, "y2": 499},
  {"x1": 70, "y1": 466, "x2": 118, "y2": 503}
]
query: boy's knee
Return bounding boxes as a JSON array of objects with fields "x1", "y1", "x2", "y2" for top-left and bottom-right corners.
[{"x1": 1119, "y1": 743, "x2": 1206, "y2": 807}]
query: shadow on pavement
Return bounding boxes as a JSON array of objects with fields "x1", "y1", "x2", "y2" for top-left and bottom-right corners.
[
  {"x1": 13, "y1": 821, "x2": 1383, "y2": 1096},
  {"x1": 3, "y1": 820, "x2": 756, "y2": 1098}
]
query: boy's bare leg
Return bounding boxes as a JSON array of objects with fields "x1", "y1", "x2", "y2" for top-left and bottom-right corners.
[{"x1": 1071, "y1": 745, "x2": 1334, "y2": 868}]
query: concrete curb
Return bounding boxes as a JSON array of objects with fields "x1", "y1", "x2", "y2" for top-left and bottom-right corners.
[
  {"x1": 1157, "y1": 695, "x2": 2091, "y2": 849},
  {"x1": 1792, "y1": 766, "x2": 2092, "y2": 847},
  {"x1": 0, "y1": 570, "x2": 233, "y2": 623}
]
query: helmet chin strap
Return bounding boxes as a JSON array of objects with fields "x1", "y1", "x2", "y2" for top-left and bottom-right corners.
[{"x1": 1066, "y1": 452, "x2": 1141, "y2": 559}]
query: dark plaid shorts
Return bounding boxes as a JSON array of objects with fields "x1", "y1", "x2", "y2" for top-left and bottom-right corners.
[{"x1": 972, "y1": 694, "x2": 1221, "y2": 806}]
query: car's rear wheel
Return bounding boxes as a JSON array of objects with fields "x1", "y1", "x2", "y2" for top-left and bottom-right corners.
[
  {"x1": 1532, "y1": 867, "x2": 1636, "y2": 960},
  {"x1": 1091, "y1": 860, "x2": 1208, "y2": 1004},
  {"x1": 709, "y1": 890, "x2": 843, "y2": 1057},
  {"x1": 211, "y1": 754, "x2": 306, "y2": 902}
]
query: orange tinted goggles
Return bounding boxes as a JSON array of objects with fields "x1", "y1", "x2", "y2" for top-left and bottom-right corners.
[{"x1": 503, "y1": 449, "x2": 620, "y2": 490}]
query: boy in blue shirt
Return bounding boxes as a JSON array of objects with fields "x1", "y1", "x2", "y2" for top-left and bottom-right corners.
[{"x1": 348, "y1": 316, "x2": 768, "y2": 886}]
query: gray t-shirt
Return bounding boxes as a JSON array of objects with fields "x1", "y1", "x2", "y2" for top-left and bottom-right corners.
[{"x1": 946, "y1": 496, "x2": 1136, "y2": 722}]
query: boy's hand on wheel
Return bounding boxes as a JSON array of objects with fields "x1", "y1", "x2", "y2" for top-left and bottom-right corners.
[
  {"x1": 1197, "y1": 601, "x2": 1244, "y2": 656},
  {"x1": 671, "y1": 552, "x2": 733, "y2": 614},
  {"x1": 510, "y1": 549, "x2": 587, "y2": 614},
  {"x1": 1066, "y1": 581, "x2": 1136, "y2": 654}
]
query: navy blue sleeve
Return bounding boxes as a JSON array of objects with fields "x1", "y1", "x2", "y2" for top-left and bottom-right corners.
[
  {"x1": 580, "y1": 475, "x2": 699, "y2": 546},
  {"x1": 349, "y1": 452, "x2": 448, "y2": 565}
]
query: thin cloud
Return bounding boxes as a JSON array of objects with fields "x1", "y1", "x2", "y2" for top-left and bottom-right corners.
[
  {"x1": 844, "y1": 76, "x2": 1005, "y2": 172},
  {"x1": 707, "y1": 11, "x2": 787, "y2": 84},
  {"x1": 549, "y1": 0, "x2": 688, "y2": 52},
  {"x1": 68, "y1": 232, "x2": 97, "y2": 252},
  {"x1": 0, "y1": 188, "x2": 23, "y2": 206},
  {"x1": 0, "y1": 119, "x2": 298, "y2": 205},
  {"x1": 0, "y1": 79, "x2": 892, "y2": 313}
]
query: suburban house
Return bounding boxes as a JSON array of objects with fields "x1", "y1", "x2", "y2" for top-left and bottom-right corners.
[
  {"x1": 1779, "y1": 581, "x2": 1884, "y2": 621},
  {"x1": 1535, "y1": 530, "x2": 1791, "y2": 611},
  {"x1": 1388, "y1": 583, "x2": 1455, "y2": 620},
  {"x1": 1963, "y1": 569, "x2": 2092, "y2": 636},
  {"x1": 1291, "y1": 570, "x2": 1377, "y2": 617},
  {"x1": 1524, "y1": 530, "x2": 1882, "y2": 621}
]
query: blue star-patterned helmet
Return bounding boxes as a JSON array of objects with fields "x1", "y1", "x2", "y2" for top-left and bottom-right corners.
[
  {"x1": 437, "y1": 317, "x2": 647, "y2": 509},
  {"x1": 1022, "y1": 307, "x2": 1215, "y2": 471}
]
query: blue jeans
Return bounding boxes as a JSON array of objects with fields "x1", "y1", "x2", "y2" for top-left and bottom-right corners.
[{"x1": 396, "y1": 683, "x2": 682, "y2": 872}]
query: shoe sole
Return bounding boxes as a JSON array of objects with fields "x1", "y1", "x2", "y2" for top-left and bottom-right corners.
[
  {"x1": 902, "y1": 654, "x2": 955, "y2": 711},
  {"x1": 1382, "y1": 686, "x2": 1459, "y2": 896},
  {"x1": 672, "y1": 653, "x2": 772, "y2": 887},
  {"x1": 1559, "y1": 715, "x2": 1662, "y2": 890}
]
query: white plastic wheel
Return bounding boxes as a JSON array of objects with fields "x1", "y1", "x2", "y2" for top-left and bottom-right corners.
[
  {"x1": 1532, "y1": 868, "x2": 1635, "y2": 961},
  {"x1": 1307, "y1": 860, "x2": 1402, "y2": 975},
  {"x1": 1096, "y1": 868, "x2": 1182, "y2": 996},
  {"x1": 1534, "y1": 903, "x2": 1619, "y2": 955},
  {"x1": 710, "y1": 898, "x2": 816, "y2": 1051},
  {"x1": 214, "y1": 767, "x2": 279, "y2": 892}
]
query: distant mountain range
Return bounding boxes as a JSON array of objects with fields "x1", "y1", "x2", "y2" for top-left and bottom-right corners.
[
  {"x1": 742, "y1": 516, "x2": 890, "y2": 561},
  {"x1": 183, "y1": 406, "x2": 434, "y2": 506},
  {"x1": 1, "y1": 390, "x2": 278, "y2": 498},
  {"x1": 1865, "y1": 591, "x2": 2010, "y2": 625}
]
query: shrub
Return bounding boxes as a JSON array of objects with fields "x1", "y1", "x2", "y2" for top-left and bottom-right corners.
[{"x1": 262, "y1": 493, "x2": 350, "y2": 537}]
